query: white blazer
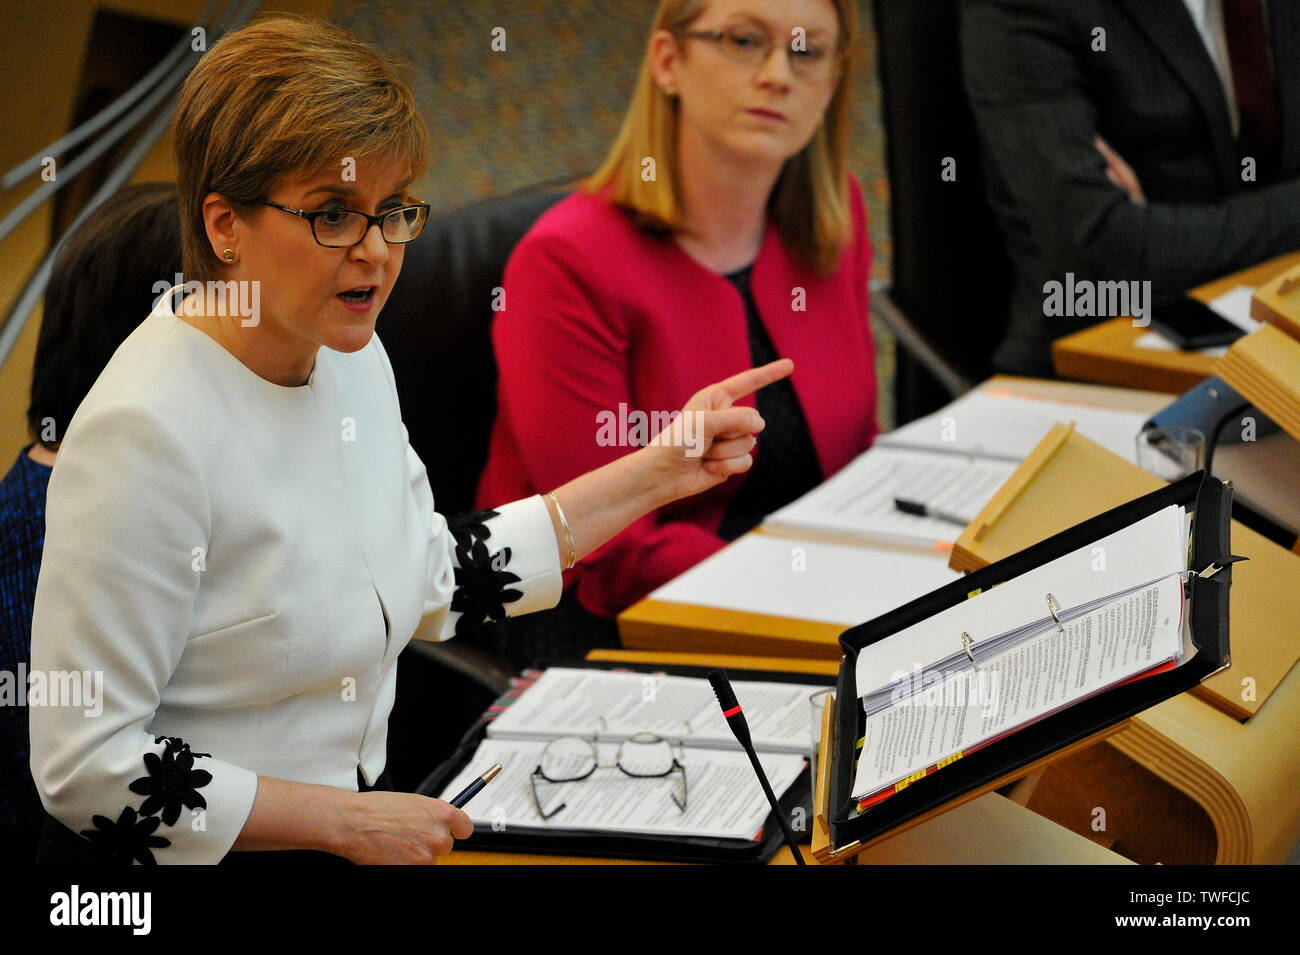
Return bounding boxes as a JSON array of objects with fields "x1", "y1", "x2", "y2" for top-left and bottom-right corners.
[{"x1": 29, "y1": 297, "x2": 561, "y2": 863}]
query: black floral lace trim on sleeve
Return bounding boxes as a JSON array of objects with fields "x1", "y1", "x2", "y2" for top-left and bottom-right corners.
[
  {"x1": 80, "y1": 807, "x2": 171, "y2": 865},
  {"x1": 80, "y1": 735, "x2": 213, "y2": 865},
  {"x1": 130, "y1": 737, "x2": 214, "y2": 825},
  {"x1": 448, "y1": 508, "x2": 524, "y2": 636}
]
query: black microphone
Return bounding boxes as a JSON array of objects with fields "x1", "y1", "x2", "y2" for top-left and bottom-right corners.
[{"x1": 707, "y1": 668, "x2": 806, "y2": 865}]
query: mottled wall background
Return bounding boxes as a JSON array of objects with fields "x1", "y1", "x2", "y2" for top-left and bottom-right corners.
[{"x1": 334, "y1": 0, "x2": 891, "y2": 280}]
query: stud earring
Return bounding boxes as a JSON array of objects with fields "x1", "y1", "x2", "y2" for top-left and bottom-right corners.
[{"x1": 222, "y1": 249, "x2": 236, "y2": 263}]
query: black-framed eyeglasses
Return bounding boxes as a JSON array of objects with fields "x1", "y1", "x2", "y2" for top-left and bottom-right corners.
[
  {"x1": 529, "y1": 718, "x2": 690, "y2": 822},
  {"x1": 675, "y1": 26, "x2": 840, "y2": 82},
  {"x1": 261, "y1": 199, "x2": 431, "y2": 248}
]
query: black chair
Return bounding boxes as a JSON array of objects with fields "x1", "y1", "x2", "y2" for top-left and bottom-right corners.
[
  {"x1": 377, "y1": 188, "x2": 567, "y2": 791},
  {"x1": 382, "y1": 188, "x2": 569, "y2": 517},
  {"x1": 872, "y1": 0, "x2": 1015, "y2": 422}
]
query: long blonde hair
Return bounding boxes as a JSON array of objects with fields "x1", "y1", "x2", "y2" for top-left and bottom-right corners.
[{"x1": 586, "y1": 0, "x2": 858, "y2": 276}]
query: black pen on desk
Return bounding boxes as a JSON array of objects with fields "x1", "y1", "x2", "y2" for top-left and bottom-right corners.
[
  {"x1": 449, "y1": 763, "x2": 502, "y2": 809},
  {"x1": 894, "y1": 497, "x2": 972, "y2": 528}
]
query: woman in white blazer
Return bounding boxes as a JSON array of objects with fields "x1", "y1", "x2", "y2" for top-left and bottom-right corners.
[{"x1": 28, "y1": 15, "x2": 788, "y2": 865}]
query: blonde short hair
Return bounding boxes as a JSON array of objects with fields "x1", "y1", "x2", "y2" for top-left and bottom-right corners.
[
  {"x1": 173, "y1": 15, "x2": 429, "y2": 282},
  {"x1": 586, "y1": 0, "x2": 859, "y2": 276}
]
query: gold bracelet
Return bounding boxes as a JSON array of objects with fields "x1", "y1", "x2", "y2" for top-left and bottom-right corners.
[{"x1": 548, "y1": 490, "x2": 576, "y2": 570}]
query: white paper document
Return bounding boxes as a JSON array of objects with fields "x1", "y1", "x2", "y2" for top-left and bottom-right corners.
[
  {"x1": 854, "y1": 504, "x2": 1188, "y2": 696},
  {"x1": 879, "y1": 388, "x2": 1152, "y2": 464},
  {"x1": 851, "y1": 573, "x2": 1187, "y2": 799},
  {"x1": 440, "y1": 738, "x2": 806, "y2": 840},
  {"x1": 764, "y1": 446, "x2": 1018, "y2": 549},
  {"x1": 1134, "y1": 331, "x2": 1229, "y2": 357},
  {"x1": 486, "y1": 667, "x2": 815, "y2": 754},
  {"x1": 649, "y1": 533, "x2": 962, "y2": 625}
]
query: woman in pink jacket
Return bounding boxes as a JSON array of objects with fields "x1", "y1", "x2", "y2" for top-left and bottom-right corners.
[{"x1": 479, "y1": 0, "x2": 877, "y2": 648}]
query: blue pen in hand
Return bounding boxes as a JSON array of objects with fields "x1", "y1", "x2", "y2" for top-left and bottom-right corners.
[{"x1": 449, "y1": 763, "x2": 503, "y2": 809}]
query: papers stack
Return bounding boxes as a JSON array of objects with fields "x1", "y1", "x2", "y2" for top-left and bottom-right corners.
[
  {"x1": 439, "y1": 668, "x2": 817, "y2": 841},
  {"x1": 765, "y1": 389, "x2": 1151, "y2": 550},
  {"x1": 850, "y1": 505, "x2": 1194, "y2": 803}
]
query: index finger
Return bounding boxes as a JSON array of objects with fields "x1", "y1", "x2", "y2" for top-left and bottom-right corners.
[{"x1": 714, "y1": 358, "x2": 794, "y2": 403}]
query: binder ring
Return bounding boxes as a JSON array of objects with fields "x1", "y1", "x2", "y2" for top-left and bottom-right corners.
[
  {"x1": 1046, "y1": 593, "x2": 1065, "y2": 635},
  {"x1": 961, "y1": 631, "x2": 980, "y2": 671}
]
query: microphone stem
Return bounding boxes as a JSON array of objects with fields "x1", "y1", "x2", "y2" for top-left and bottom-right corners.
[{"x1": 742, "y1": 743, "x2": 806, "y2": 865}]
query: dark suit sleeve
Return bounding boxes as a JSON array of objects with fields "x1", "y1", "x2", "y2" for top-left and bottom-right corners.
[{"x1": 961, "y1": 0, "x2": 1300, "y2": 299}]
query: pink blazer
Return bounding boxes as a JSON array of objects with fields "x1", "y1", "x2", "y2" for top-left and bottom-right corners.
[{"x1": 478, "y1": 177, "x2": 877, "y2": 617}]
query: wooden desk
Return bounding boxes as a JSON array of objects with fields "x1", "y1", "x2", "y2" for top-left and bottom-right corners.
[
  {"x1": 442, "y1": 651, "x2": 1130, "y2": 865},
  {"x1": 615, "y1": 379, "x2": 1300, "y2": 864},
  {"x1": 1052, "y1": 250, "x2": 1300, "y2": 393}
]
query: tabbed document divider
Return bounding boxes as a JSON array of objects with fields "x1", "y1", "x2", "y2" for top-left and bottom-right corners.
[{"x1": 820, "y1": 471, "x2": 1236, "y2": 863}]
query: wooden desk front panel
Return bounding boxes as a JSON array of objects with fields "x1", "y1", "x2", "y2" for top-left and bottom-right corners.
[{"x1": 1052, "y1": 251, "x2": 1300, "y2": 393}]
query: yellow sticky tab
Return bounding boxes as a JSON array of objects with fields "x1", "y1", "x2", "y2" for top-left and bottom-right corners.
[
  {"x1": 894, "y1": 769, "x2": 929, "y2": 793},
  {"x1": 966, "y1": 588, "x2": 982, "y2": 599},
  {"x1": 936, "y1": 751, "x2": 964, "y2": 769}
]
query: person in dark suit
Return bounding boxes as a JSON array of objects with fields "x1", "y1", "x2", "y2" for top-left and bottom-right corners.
[{"x1": 962, "y1": 0, "x2": 1300, "y2": 377}]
